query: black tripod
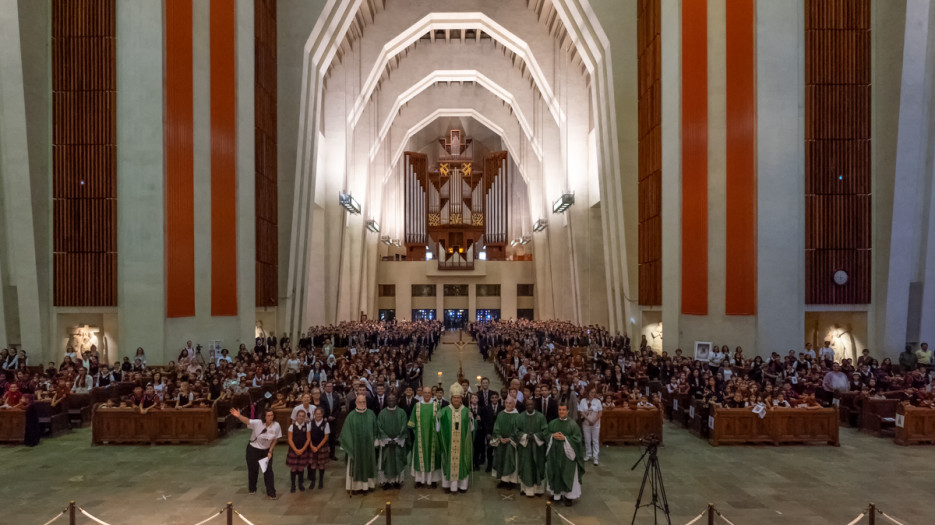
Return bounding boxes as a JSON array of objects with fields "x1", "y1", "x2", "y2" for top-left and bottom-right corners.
[{"x1": 630, "y1": 437, "x2": 671, "y2": 525}]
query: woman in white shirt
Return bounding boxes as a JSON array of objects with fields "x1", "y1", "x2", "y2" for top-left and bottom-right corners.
[
  {"x1": 230, "y1": 407, "x2": 282, "y2": 498},
  {"x1": 577, "y1": 388, "x2": 602, "y2": 466}
]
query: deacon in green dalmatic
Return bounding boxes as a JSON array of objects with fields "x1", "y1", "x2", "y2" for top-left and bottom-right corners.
[
  {"x1": 545, "y1": 403, "x2": 586, "y2": 506},
  {"x1": 376, "y1": 394, "x2": 409, "y2": 489},
  {"x1": 516, "y1": 397, "x2": 549, "y2": 497},
  {"x1": 408, "y1": 386, "x2": 441, "y2": 487},
  {"x1": 437, "y1": 382, "x2": 474, "y2": 493},
  {"x1": 490, "y1": 395, "x2": 520, "y2": 489},
  {"x1": 340, "y1": 394, "x2": 378, "y2": 494}
]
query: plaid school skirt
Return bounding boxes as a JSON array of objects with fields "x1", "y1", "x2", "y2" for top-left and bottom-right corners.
[
  {"x1": 286, "y1": 449, "x2": 310, "y2": 471},
  {"x1": 308, "y1": 443, "x2": 331, "y2": 470}
]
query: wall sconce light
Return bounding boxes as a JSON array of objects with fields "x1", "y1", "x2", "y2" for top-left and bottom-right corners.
[
  {"x1": 510, "y1": 238, "x2": 521, "y2": 247},
  {"x1": 381, "y1": 235, "x2": 392, "y2": 245},
  {"x1": 520, "y1": 235, "x2": 531, "y2": 245},
  {"x1": 533, "y1": 218, "x2": 548, "y2": 232},
  {"x1": 552, "y1": 192, "x2": 575, "y2": 213},
  {"x1": 339, "y1": 192, "x2": 361, "y2": 214},
  {"x1": 366, "y1": 219, "x2": 380, "y2": 232},
  {"x1": 392, "y1": 239, "x2": 401, "y2": 247}
]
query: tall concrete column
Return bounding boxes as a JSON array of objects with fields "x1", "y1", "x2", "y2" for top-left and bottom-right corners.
[
  {"x1": 0, "y1": 0, "x2": 44, "y2": 354},
  {"x1": 117, "y1": 0, "x2": 166, "y2": 362},
  {"x1": 659, "y1": 0, "x2": 682, "y2": 352},
  {"x1": 755, "y1": 0, "x2": 805, "y2": 355}
]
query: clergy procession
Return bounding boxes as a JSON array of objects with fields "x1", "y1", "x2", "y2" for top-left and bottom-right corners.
[{"x1": 337, "y1": 380, "x2": 586, "y2": 506}]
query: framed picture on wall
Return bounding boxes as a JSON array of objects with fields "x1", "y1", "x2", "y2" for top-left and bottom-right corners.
[{"x1": 694, "y1": 341, "x2": 712, "y2": 362}]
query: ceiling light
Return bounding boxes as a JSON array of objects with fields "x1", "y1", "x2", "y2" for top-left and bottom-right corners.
[
  {"x1": 533, "y1": 218, "x2": 548, "y2": 232},
  {"x1": 552, "y1": 192, "x2": 575, "y2": 214},
  {"x1": 339, "y1": 192, "x2": 361, "y2": 214}
]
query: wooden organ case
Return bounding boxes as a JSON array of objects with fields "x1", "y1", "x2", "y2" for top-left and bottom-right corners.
[{"x1": 404, "y1": 130, "x2": 509, "y2": 268}]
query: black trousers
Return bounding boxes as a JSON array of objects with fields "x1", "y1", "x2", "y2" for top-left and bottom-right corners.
[{"x1": 246, "y1": 445, "x2": 276, "y2": 496}]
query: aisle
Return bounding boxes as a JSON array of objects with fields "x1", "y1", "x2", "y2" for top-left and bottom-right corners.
[{"x1": 422, "y1": 329, "x2": 502, "y2": 392}]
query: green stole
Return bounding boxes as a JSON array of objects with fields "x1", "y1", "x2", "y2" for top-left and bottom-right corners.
[
  {"x1": 407, "y1": 400, "x2": 439, "y2": 473},
  {"x1": 491, "y1": 409, "x2": 519, "y2": 478},
  {"x1": 340, "y1": 409, "x2": 377, "y2": 482},
  {"x1": 545, "y1": 417, "x2": 585, "y2": 493},
  {"x1": 516, "y1": 410, "x2": 548, "y2": 486},
  {"x1": 376, "y1": 406, "x2": 409, "y2": 478},
  {"x1": 438, "y1": 405, "x2": 473, "y2": 481}
]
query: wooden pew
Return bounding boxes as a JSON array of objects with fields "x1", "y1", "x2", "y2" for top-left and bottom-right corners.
[
  {"x1": 0, "y1": 409, "x2": 26, "y2": 443},
  {"x1": 274, "y1": 408, "x2": 293, "y2": 442},
  {"x1": 687, "y1": 398, "x2": 710, "y2": 438},
  {"x1": 709, "y1": 407, "x2": 839, "y2": 446},
  {"x1": 770, "y1": 407, "x2": 839, "y2": 446},
  {"x1": 894, "y1": 404, "x2": 935, "y2": 445},
  {"x1": 709, "y1": 408, "x2": 771, "y2": 446},
  {"x1": 834, "y1": 392, "x2": 860, "y2": 427},
  {"x1": 92, "y1": 408, "x2": 152, "y2": 444},
  {"x1": 151, "y1": 408, "x2": 217, "y2": 444},
  {"x1": 599, "y1": 407, "x2": 663, "y2": 445},
  {"x1": 860, "y1": 398, "x2": 899, "y2": 437},
  {"x1": 92, "y1": 407, "x2": 218, "y2": 445}
]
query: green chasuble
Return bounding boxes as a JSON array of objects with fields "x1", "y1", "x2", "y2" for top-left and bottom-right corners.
[
  {"x1": 407, "y1": 400, "x2": 440, "y2": 478},
  {"x1": 491, "y1": 409, "x2": 520, "y2": 480},
  {"x1": 340, "y1": 409, "x2": 377, "y2": 489},
  {"x1": 515, "y1": 410, "x2": 549, "y2": 490},
  {"x1": 376, "y1": 406, "x2": 409, "y2": 480},
  {"x1": 545, "y1": 417, "x2": 585, "y2": 497},
  {"x1": 437, "y1": 405, "x2": 473, "y2": 482}
]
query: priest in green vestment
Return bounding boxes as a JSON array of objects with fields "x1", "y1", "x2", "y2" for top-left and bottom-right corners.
[
  {"x1": 376, "y1": 394, "x2": 409, "y2": 489},
  {"x1": 340, "y1": 394, "x2": 378, "y2": 493},
  {"x1": 438, "y1": 382, "x2": 474, "y2": 493},
  {"x1": 407, "y1": 386, "x2": 441, "y2": 486},
  {"x1": 516, "y1": 397, "x2": 549, "y2": 496},
  {"x1": 490, "y1": 395, "x2": 520, "y2": 488},
  {"x1": 546, "y1": 403, "x2": 585, "y2": 506}
]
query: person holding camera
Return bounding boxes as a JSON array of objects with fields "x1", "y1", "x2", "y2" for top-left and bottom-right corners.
[{"x1": 230, "y1": 407, "x2": 282, "y2": 499}]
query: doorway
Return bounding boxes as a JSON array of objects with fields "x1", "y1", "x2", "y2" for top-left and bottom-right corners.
[{"x1": 444, "y1": 309, "x2": 467, "y2": 330}]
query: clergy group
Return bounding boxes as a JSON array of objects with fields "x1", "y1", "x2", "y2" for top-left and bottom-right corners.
[{"x1": 338, "y1": 382, "x2": 586, "y2": 506}]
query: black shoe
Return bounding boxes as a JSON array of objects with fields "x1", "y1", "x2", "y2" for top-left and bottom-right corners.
[
  {"x1": 290, "y1": 485, "x2": 296, "y2": 493},
  {"x1": 497, "y1": 482, "x2": 506, "y2": 489},
  {"x1": 431, "y1": 482, "x2": 437, "y2": 489},
  {"x1": 459, "y1": 489, "x2": 468, "y2": 494},
  {"x1": 382, "y1": 484, "x2": 389, "y2": 490},
  {"x1": 415, "y1": 482, "x2": 423, "y2": 488},
  {"x1": 298, "y1": 483, "x2": 305, "y2": 492}
]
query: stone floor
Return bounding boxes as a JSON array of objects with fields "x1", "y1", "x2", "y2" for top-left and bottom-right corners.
[{"x1": 3, "y1": 339, "x2": 932, "y2": 525}]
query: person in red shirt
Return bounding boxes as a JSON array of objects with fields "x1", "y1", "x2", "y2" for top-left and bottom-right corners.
[
  {"x1": 139, "y1": 384, "x2": 160, "y2": 414},
  {"x1": 2, "y1": 383, "x2": 26, "y2": 409}
]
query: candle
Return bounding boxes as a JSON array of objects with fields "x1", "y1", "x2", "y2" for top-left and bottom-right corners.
[
  {"x1": 476, "y1": 375, "x2": 481, "y2": 382},
  {"x1": 437, "y1": 371, "x2": 443, "y2": 378}
]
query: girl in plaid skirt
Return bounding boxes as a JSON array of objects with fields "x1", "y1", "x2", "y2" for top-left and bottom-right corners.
[
  {"x1": 307, "y1": 407, "x2": 331, "y2": 489},
  {"x1": 286, "y1": 409, "x2": 311, "y2": 492}
]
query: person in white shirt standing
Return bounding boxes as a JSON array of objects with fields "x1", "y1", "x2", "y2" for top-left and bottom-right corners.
[
  {"x1": 818, "y1": 341, "x2": 836, "y2": 365},
  {"x1": 230, "y1": 407, "x2": 282, "y2": 499},
  {"x1": 577, "y1": 389, "x2": 602, "y2": 466}
]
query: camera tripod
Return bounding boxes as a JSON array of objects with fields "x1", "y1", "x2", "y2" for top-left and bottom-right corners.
[{"x1": 630, "y1": 440, "x2": 671, "y2": 525}]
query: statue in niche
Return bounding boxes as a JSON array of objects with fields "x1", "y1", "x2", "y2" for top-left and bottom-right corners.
[
  {"x1": 66, "y1": 325, "x2": 107, "y2": 362},
  {"x1": 255, "y1": 320, "x2": 267, "y2": 340},
  {"x1": 650, "y1": 322, "x2": 664, "y2": 352}
]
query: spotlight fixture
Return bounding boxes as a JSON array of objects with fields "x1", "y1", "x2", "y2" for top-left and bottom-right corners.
[
  {"x1": 510, "y1": 238, "x2": 521, "y2": 247},
  {"x1": 533, "y1": 218, "x2": 548, "y2": 232},
  {"x1": 339, "y1": 192, "x2": 361, "y2": 214},
  {"x1": 392, "y1": 239, "x2": 401, "y2": 247},
  {"x1": 552, "y1": 192, "x2": 575, "y2": 214},
  {"x1": 366, "y1": 219, "x2": 380, "y2": 232},
  {"x1": 381, "y1": 235, "x2": 392, "y2": 245},
  {"x1": 520, "y1": 235, "x2": 531, "y2": 245}
]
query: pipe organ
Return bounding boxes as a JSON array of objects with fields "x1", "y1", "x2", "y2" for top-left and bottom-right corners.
[{"x1": 404, "y1": 130, "x2": 509, "y2": 267}]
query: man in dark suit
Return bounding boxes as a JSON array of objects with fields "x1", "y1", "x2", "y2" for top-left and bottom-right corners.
[
  {"x1": 433, "y1": 385, "x2": 449, "y2": 409},
  {"x1": 476, "y1": 377, "x2": 493, "y2": 409},
  {"x1": 534, "y1": 384, "x2": 559, "y2": 422},
  {"x1": 371, "y1": 383, "x2": 387, "y2": 415},
  {"x1": 399, "y1": 385, "x2": 418, "y2": 417},
  {"x1": 479, "y1": 391, "x2": 503, "y2": 472},
  {"x1": 321, "y1": 381, "x2": 341, "y2": 459}
]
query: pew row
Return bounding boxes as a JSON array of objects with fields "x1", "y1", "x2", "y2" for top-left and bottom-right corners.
[
  {"x1": 92, "y1": 407, "x2": 218, "y2": 445},
  {"x1": 894, "y1": 405, "x2": 935, "y2": 445},
  {"x1": 600, "y1": 408, "x2": 664, "y2": 445},
  {"x1": 709, "y1": 407, "x2": 839, "y2": 446}
]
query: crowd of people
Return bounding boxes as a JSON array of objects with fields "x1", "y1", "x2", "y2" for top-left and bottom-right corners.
[{"x1": 3, "y1": 317, "x2": 934, "y2": 504}]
